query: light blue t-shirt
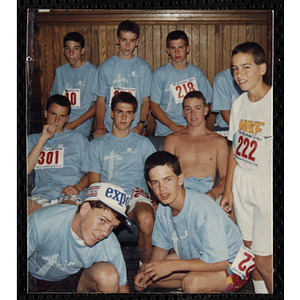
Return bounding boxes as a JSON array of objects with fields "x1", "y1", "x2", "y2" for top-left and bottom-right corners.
[
  {"x1": 50, "y1": 61, "x2": 97, "y2": 136},
  {"x1": 152, "y1": 189, "x2": 243, "y2": 263},
  {"x1": 27, "y1": 129, "x2": 89, "y2": 201},
  {"x1": 28, "y1": 205, "x2": 127, "y2": 286},
  {"x1": 151, "y1": 62, "x2": 213, "y2": 136},
  {"x1": 91, "y1": 55, "x2": 152, "y2": 132},
  {"x1": 212, "y1": 68, "x2": 243, "y2": 128},
  {"x1": 183, "y1": 176, "x2": 214, "y2": 194},
  {"x1": 82, "y1": 132, "x2": 156, "y2": 195}
]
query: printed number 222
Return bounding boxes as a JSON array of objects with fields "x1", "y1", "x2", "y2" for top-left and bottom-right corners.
[{"x1": 236, "y1": 136, "x2": 258, "y2": 162}]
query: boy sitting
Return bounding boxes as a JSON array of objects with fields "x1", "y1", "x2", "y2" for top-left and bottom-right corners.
[
  {"x1": 82, "y1": 92, "x2": 156, "y2": 263},
  {"x1": 27, "y1": 95, "x2": 89, "y2": 215},
  {"x1": 50, "y1": 32, "x2": 97, "y2": 137},
  {"x1": 91, "y1": 20, "x2": 152, "y2": 137},
  {"x1": 28, "y1": 182, "x2": 130, "y2": 292},
  {"x1": 135, "y1": 151, "x2": 248, "y2": 293}
]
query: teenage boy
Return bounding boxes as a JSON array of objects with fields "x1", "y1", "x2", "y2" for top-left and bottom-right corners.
[
  {"x1": 221, "y1": 42, "x2": 273, "y2": 293},
  {"x1": 28, "y1": 182, "x2": 130, "y2": 293},
  {"x1": 82, "y1": 92, "x2": 156, "y2": 263},
  {"x1": 91, "y1": 20, "x2": 152, "y2": 137},
  {"x1": 150, "y1": 30, "x2": 213, "y2": 136},
  {"x1": 50, "y1": 32, "x2": 97, "y2": 137},
  {"x1": 164, "y1": 91, "x2": 229, "y2": 203},
  {"x1": 27, "y1": 95, "x2": 89, "y2": 215},
  {"x1": 211, "y1": 68, "x2": 243, "y2": 136},
  {"x1": 134, "y1": 151, "x2": 247, "y2": 293}
]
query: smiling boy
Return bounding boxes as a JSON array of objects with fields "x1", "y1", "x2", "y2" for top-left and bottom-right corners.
[
  {"x1": 27, "y1": 95, "x2": 89, "y2": 215},
  {"x1": 82, "y1": 92, "x2": 156, "y2": 263},
  {"x1": 91, "y1": 20, "x2": 152, "y2": 137},
  {"x1": 50, "y1": 32, "x2": 97, "y2": 137},
  {"x1": 150, "y1": 30, "x2": 213, "y2": 136},
  {"x1": 220, "y1": 42, "x2": 273, "y2": 293},
  {"x1": 28, "y1": 182, "x2": 129, "y2": 292},
  {"x1": 134, "y1": 151, "x2": 246, "y2": 293},
  {"x1": 164, "y1": 91, "x2": 229, "y2": 202}
]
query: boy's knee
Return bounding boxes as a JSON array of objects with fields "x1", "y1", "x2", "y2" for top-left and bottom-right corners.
[
  {"x1": 136, "y1": 210, "x2": 154, "y2": 233},
  {"x1": 182, "y1": 274, "x2": 202, "y2": 293},
  {"x1": 255, "y1": 255, "x2": 273, "y2": 276}
]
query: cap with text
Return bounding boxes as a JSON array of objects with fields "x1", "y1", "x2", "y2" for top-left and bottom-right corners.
[{"x1": 84, "y1": 182, "x2": 131, "y2": 223}]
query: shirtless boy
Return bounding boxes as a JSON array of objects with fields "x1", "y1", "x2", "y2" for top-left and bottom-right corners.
[{"x1": 164, "y1": 91, "x2": 229, "y2": 202}]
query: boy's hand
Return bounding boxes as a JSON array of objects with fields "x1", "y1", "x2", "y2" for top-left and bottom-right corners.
[
  {"x1": 143, "y1": 260, "x2": 174, "y2": 282},
  {"x1": 61, "y1": 185, "x2": 80, "y2": 196},
  {"x1": 134, "y1": 271, "x2": 148, "y2": 291},
  {"x1": 41, "y1": 124, "x2": 56, "y2": 140},
  {"x1": 131, "y1": 123, "x2": 144, "y2": 135},
  {"x1": 93, "y1": 128, "x2": 106, "y2": 138},
  {"x1": 220, "y1": 192, "x2": 233, "y2": 216},
  {"x1": 171, "y1": 124, "x2": 186, "y2": 133}
]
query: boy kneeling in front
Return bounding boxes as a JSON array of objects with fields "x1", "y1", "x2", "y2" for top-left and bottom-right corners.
[
  {"x1": 135, "y1": 151, "x2": 250, "y2": 293},
  {"x1": 28, "y1": 182, "x2": 130, "y2": 293}
]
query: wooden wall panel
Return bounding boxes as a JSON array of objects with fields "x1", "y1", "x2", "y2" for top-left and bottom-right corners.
[{"x1": 29, "y1": 10, "x2": 273, "y2": 120}]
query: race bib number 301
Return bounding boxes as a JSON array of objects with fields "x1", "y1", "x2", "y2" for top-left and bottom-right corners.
[
  {"x1": 64, "y1": 89, "x2": 81, "y2": 109},
  {"x1": 231, "y1": 246, "x2": 256, "y2": 279},
  {"x1": 35, "y1": 147, "x2": 64, "y2": 169},
  {"x1": 171, "y1": 77, "x2": 198, "y2": 104}
]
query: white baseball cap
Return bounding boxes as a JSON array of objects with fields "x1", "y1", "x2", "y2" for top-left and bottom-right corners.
[{"x1": 84, "y1": 182, "x2": 131, "y2": 223}]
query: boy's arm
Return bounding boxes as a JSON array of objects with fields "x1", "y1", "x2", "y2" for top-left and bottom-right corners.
[
  {"x1": 27, "y1": 125, "x2": 55, "y2": 175},
  {"x1": 60, "y1": 173, "x2": 89, "y2": 196},
  {"x1": 131, "y1": 96, "x2": 150, "y2": 135},
  {"x1": 220, "y1": 146, "x2": 237, "y2": 215},
  {"x1": 88, "y1": 172, "x2": 101, "y2": 185},
  {"x1": 118, "y1": 283, "x2": 129, "y2": 293},
  {"x1": 64, "y1": 104, "x2": 96, "y2": 131},
  {"x1": 220, "y1": 110, "x2": 230, "y2": 126},
  {"x1": 94, "y1": 96, "x2": 106, "y2": 138},
  {"x1": 206, "y1": 137, "x2": 229, "y2": 200},
  {"x1": 150, "y1": 101, "x2": 185, "y2": 133}
]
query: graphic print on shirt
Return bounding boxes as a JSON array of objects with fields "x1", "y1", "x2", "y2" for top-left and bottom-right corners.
[
  {"x1": 104, "y1": 150, "x2": 123, "y2": 181},
  {"x1": 233, "y1": 119, "x2": 270, "y2": 167},
  {"x1": 35, "y1": 146, "x2": 64, "y2": 169},
  {"x1": 36, "y1": 254, "x2": 65, "y2": 276},
  {"x1": 170, "y1": 77, "x2": 198, "y2": 104}
]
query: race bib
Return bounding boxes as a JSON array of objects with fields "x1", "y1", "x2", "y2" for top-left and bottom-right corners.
[
  {"x1": 231, "y1": 246, "x2": 256, "y2": 279},
  {"x1": 109, "y1": 87, "x2": 136, "y2": 106},
  {"x1": 64, "y1": 88, "x2": 81, "y2": 109},
  {"x1": 170, "y1": 77, "x2": 198, "y2": 104},
  {"x1": 35, "y1": 147, "x2": 64, "y2": 169}
]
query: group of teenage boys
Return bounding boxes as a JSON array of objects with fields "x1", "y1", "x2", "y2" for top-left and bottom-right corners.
[{"x1": 27, "y1": 19, "x2": 273, "y2": 294}]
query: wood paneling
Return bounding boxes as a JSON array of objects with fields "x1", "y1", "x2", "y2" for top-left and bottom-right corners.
[{"x1": 28, "y1": 9, "x2": 273, "y2": 123}]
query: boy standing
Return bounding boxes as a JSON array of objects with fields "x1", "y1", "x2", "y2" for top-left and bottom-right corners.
[
  {"x1": 150, "y1": 30, "x2": 213, "y2": 136},
  {"x1": 164, "y1": 91, "x2": 229, "y2": 202},
  {"x1": 221, "y1": 42, "x2": 273, "y2": 293},
  {"x1": 135, "y1": 151, "x2": 247, "y2": 293},
  {"x1": 50, "y1": 32, "x2": 97, "y2": 137},
  {"x1": 91, "y1": 20, "x2": 152, "y2": 137},
  {"x1": 82, "y1": 92, "x2": 156, "y2": 263},
  {"x1": 28, "y1": 182, "x2": 130, "y2": 292},
  {"x1": 27, "y1": 95, "x2": 89, "y2": 215},
  {"x1": 211, "y1": 68, "x2": 243, "y2": 136}
]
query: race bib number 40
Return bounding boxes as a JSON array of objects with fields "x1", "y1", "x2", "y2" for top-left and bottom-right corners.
[
  {"x1": 171, "y1": 77, "x2": 198, "y2": 104},
  {"x1": 109, "y1": 87, "x2": 136, "y2": 106},
  {"x1": 64, "y1": 89, "x2": 81, "y2": 109},
  {"x1": 35, "y1": 147, "x2": 64, "y2": 169},
  {"x1": 231, "y1": 246, "x2": 256, "y2": 279}
]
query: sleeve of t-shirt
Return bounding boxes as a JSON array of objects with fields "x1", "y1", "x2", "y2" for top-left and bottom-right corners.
[
  {"x1": 141, "y1": 64, "x2": 152, "y2": 98},
  {"x1": 81, "y1": 139, "x2": 102, "y2": 174},
  {"x1": 152, "y1": 207, "x2": 173, "y2": 250},
  {"x1": 196, "y1": 69, "x2": 213, "y2": 104},
  {"x1": 227, "y1": 99, "x2": 238, "y2": 142},
  {"x1": 91, "y1": 63, "x2": 110, "y2": 98},
  {"x1": 49, "y1": 69, "x2": 59, "y2": 96},
  {"x1": 27, "y1": 213, "x2": 45, "y2": 259},
  {"x1": 150, "y1": 69, "x2": 164, "y2": 104},
  {"x1": 212, "y1": 75, "x2": 232, "y2": 112}
]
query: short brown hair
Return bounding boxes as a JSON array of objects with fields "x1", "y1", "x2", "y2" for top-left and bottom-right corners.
[{"x1": 182, "y1": 91, "x2": 206, "y2": 109}]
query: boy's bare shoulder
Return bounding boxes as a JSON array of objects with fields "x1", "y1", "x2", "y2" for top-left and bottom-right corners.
[{"x1": 206, "y1": 131, "x2": 228, "y2": 146}]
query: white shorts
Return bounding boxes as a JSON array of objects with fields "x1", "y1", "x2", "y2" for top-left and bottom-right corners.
[
  {"x1": 126, "y1": 187, "x2": 153, "y2": 214},
  {"x1": 232, "y1": 165, "x2": 273, "y2": 256},
  {"x1": 28, "y1": 195, "x2": 82, "y2": 207}
]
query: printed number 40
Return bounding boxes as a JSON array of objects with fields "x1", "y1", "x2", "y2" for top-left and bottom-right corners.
[{"x1": 236, "y1": 136, "x2": 258, "y2": 162}]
